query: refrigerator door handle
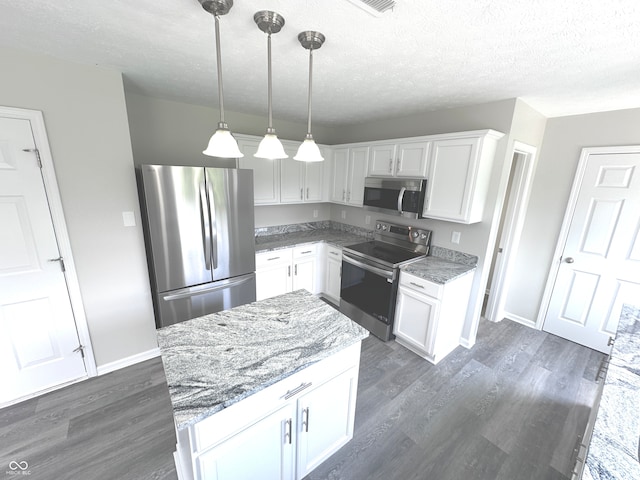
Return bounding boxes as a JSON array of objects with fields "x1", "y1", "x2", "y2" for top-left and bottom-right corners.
[
  {"x1": 199, "y1": 182, "x2": 212, "y2": 270},
  {"x1": 162, "y1": 273, "x2": 255, "y2": 301},
  {"x1": 207, "y1": 179, "x2": 218, "y2": 270}
]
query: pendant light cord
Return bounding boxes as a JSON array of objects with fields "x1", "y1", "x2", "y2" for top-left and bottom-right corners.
[
  {"x1": 306, "y1": 48, "x2": 314, "y2": 136},
  {"x1": 214, "y1": 14, "x2": 226, "y2": 126},
  {"x1": 267, "y1": 32, "x2": 273, "y2": 131}
]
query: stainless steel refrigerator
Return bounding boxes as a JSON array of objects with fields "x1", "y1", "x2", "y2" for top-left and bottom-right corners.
[{"x1": 137, "y1": 165, "x2": 256, "y2": 328}]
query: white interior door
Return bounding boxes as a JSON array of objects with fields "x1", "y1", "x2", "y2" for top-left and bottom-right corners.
[
  {"x1": 543, "y1": 149, "x2": 640, "y2": 353},
  {"x1": 0, "y1": 116, "x2": 87, "y2": 405}
]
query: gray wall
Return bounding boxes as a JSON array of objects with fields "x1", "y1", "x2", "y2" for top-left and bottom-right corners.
[
  {"x1": 505, "y1": 107, "x2": 640, "y2": 322},
  {"x1": 0, "y1": 46, "x2": 158, "y2": 367},
  {"x1": 125, "y1": 92, "x2": 338, "y2": 167}
]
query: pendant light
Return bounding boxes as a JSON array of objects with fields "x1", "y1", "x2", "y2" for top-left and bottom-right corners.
[
  {"x1": 294, "y1": 31, "x2": 326, "y2": 162},
  {"x1": 254, "y1": 11, "x2": 288, "y2": 160},
  {"x1": 199, "y1": 0, "x2": 243, "y2": 158}
]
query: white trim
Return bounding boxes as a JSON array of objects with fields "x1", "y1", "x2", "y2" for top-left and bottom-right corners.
[
  {"x1": 536, "y1": 145, "x2": 640, "y2": 330},
  {"x1": 485, "y1": 141, "x2": 538, "y2": 324},
  {"x1": 96, "y1": 347, "x2": 161, "y2": 376},
  {"x1": 459, "y1": 337, "x2": 476, "y2": 349},
  {"x1": 504, "y1": 312, "x2": 537, "y2": 329},
  {"x1": 0, "y1": 105, "x2": 98, "y2": 377}
]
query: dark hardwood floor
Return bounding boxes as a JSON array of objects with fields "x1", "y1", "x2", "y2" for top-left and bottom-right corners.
[{"x1": 0, "y1": 318, "x2": 604, "y2": 480}]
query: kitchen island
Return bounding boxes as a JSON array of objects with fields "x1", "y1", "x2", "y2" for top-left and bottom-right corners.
[{"x1": 157, "y1": 290, "x2": 369, "y2": 480}]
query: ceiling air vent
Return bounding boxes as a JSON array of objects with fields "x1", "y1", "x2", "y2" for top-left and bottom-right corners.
[{"x1": 345, "y1": 0, "x2": 396, "y2": 17}]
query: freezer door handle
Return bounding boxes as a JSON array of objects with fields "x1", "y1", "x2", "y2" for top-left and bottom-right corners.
[
  {"x1": 162, "y1": 273, "x2": 255, "y2": 301},
  {"x1": 207, "y1": 179, "x2": 218, "y2": 270},
  {"x1": 200, "y1": 183, "x2": 212, "y2": 270}
]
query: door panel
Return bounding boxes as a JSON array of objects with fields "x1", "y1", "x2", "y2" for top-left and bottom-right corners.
[
  {"x1": 544, "y1": 152, "x2": 640, "y2": 352},
  {"x1": 139, "y1": 165, "x2": 211, "y2": 291},
  {"x1": 207, "y1": 168, "x2": 255, "y2": 282},
  {"x1": 0, "y1": 117, "x2": 86, "y2": 404}
]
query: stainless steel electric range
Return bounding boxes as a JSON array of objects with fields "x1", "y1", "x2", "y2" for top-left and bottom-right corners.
[{"x1": 340, "y1": 221, "x2": 432, "y2": 341}]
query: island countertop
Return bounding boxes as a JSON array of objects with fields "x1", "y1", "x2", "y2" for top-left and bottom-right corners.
[{"x1": 157, "y1": 290, "x2": 369, "y2": 430}]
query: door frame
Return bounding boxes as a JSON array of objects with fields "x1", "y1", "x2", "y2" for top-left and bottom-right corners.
[
  {"x1": 1, "y1": 105, "x2": 97, "y2": 377},
  {"x1": 537, "y1": 144, "x2": 640, "y2": 329},
  {"x1": 485, "y1": 141, "x2": 538, "y2": 324}
]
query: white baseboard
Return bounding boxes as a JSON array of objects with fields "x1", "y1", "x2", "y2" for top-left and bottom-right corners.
[
  {"x1": 459, "y1": 337, "x2": 475, "y2": 349},
  {"x1": 96, "y1": 347, "x2": 161, "y2": 376},
  {"x1": 504, "y1": 312, "x2": 537, "y2": 329}
]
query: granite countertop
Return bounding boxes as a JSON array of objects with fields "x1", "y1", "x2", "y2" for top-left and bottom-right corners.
[
  {"x1": 255, "y1": 228, "x2": 368, "y2": 253},
  {"x1": 402, "y1": 256, "x2": 476, "y2": 284},
  {"x1": 584, "y1": 304, "x2": 640, "y2": 479},
  {"x1": 156, "y1": 290, "x2": 369, "y2": 430}
]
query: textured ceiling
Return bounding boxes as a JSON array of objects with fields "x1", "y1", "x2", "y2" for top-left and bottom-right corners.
[{"x1": 1, "y1": 0, "x2": 640, "y2": 126}]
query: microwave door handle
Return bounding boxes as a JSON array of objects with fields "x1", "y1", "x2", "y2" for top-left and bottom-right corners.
[
  {"x1": 207, "y1": 179, "x2": 218, "y2": 270},
  {"x1": 397, "y1": 187, "x2": 406, "y2": 213},
  {"x1": 343, "y1": 253, "x2": 393, "y2": 280},
  {"x1": 200, "y1": 183, "x2": 212, "y2": 270}
]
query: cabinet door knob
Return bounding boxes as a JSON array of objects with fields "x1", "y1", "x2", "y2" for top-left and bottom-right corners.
[{"x1": 564, "y1": 257, "x2": 575, "y2": 264}]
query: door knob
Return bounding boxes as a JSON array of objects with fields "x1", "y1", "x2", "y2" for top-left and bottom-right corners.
[{"x1": 564, "y1": 257, "x2": 575, "y2": 263}]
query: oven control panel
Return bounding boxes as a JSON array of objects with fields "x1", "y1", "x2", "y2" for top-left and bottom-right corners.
[{"x1": 375, "y1": 221, "x2": 432, "y2": 249}]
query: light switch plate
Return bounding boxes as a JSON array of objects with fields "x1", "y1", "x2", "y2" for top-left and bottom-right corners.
[
  {"x1": 451, "y1": 231, "x2": 461, "y2": 244},
  {"x1": 122, "y1": 211, "x2": 136, "y2": 227}
]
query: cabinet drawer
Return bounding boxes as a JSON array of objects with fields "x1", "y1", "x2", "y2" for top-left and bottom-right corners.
[
  {"x1": 325, "y1": 245, "x2": 342, "y2": 260},
  {"x1": 399, "y1": 271, "x2": 442, "y2": 299},
  {"x1": 256, "y1": 248, "x2": 292, "y2": 268},
  {"x1": 293, "y1": 244, "x2": 318, "y2": 259}
]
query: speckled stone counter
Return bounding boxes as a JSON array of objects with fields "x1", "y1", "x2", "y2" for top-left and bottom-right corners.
[
  {"x1": 255, "y1": 228, "x2": 369, "y2": 253},
  {"x1": 402, "y1": 256, "x2": 476, "y2": 284},
  {"x1": 157, "y1": 290, "x2": 369, "y2": 430},
  {"x1": 584, "y1": 304, "x2": 640, "y2": 479}
]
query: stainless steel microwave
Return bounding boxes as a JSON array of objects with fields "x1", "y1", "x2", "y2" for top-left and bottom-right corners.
[{"x1": 362, "y1": 177, "x2": 427, "y2": 219}]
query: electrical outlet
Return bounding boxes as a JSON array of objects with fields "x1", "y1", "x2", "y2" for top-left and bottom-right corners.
[
  {"x1": 122, "y1": 211, "x2": 136, "y2": 227},
  {"x1": 365, "y1": 215, "x2": 371, "y2": 225},
  {"x1": 451, "y1": 231, "x2": 461, "y2": 244},
  {"x1": 313, "y1": 209, "x2": 318, "y2": 218},
  {"x1": 341, "y1": 210, "x2": 346, "y2": 219}
]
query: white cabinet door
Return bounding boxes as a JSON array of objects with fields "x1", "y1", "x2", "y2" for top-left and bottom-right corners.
[
  {"x1": 324, "y1": 246, "x2": 342, "y2": 303},
  {"x1": 424, "y1": 136, "x2": 479, "y2": 222},
  {"x1": 196, "y1": 403, "x2": 296, "y2": 480},
  {"x1": 293, "y1": 256, "x2": 316, "y2": 294},
  {"x1": 280, "y1": 158, "x2": 304, "y2": 204},
  {"x1": 347, "y1": 147, "x2": 368, "y2": 206},
  {"x1": 256, "y1": 250, "x2": 293, "y2": 301},
  {"x1": 393, "y1": 284, "x2": 439, "y2": 356},
  {"x1": 368, "y1": 144, "x2": 397, "y2": 176},
  {"x1": 396, "y1": 141, "x2": 430, "y2": 177},
  {"x1": 239, "y1": 139, "x2": 280, "y2": 205},
  {"x1": 296, "y1": 367, "x2": 358, "y2": 479},
  {"x1": 423, "y1": 131, "x2": 503, "y2": 223},
  {"x1": 331, "y1": 148, "x2": 349, "y2": 203},
  {"x1": 304, "y1": 161, "x2": 324, "y2": 202}
]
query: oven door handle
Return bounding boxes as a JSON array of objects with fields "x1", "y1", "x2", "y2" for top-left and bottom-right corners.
[
  {"x1": 397, "y1": 187, "x2": 406, "y2": 213},
  {"x1": 343, "y1": 253, "x2": 394, "y2": 280}
]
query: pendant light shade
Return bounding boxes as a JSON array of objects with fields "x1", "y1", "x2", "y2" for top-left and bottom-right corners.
[
  {"x1": 254, "y1": 11, "x2": 287, "y2": 160},
  {"x1": 295, "y1": 31, "x2": 325, "y2": 162},
  {"x1": 199, "y1": 0, "x2": 243, "y2": 158}
]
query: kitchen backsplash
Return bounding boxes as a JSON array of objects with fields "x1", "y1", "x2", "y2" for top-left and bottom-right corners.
[
  {"x1": 255, "y1": 221, "x2": 374, "y2": 239},
  {"x1": 430, "y1": 245, "x2": 478, "y2": 266},
  {"x1": 255, "y1": 222, "x2": 478, "y2": 266}
]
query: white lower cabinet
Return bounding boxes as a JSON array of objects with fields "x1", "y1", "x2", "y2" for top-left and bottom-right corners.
[
  {"x1": 256, "y1": 245, "x2": 320, "y2": 301},
  {"x1": 393, "y1": 270, "x2": 474, "y2": 364},
  {"x1": 322, "y1": 245, "x2": 342, "y2": 303},
  {"x1": 176, "y1": 343, "x2": 362, "y2": 480}
]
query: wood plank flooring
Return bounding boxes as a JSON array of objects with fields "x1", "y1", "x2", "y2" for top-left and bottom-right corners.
[{"x1": 0, "y1": 318, "x2": 604, "y2": 480}]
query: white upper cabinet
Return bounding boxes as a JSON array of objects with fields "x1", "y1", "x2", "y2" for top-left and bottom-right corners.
[
  {"x1": 331, "y1": 146, "x2": 368, "y2": 206},
  {"x1": 281, "y1": 145, "x2": 325, "y2": 204},
  {"x1": 422, "y1": 130, "x2": 504, "y2": 224},
  {"x1": 368, "y1": 141, "x2": 430, "y2": 178},
  {"x1": 238, "y1": 136, "x2": 326, "y2": 205},
  {"x1": 238, "y1": 138, "x2": 280, "y2": 205}
]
